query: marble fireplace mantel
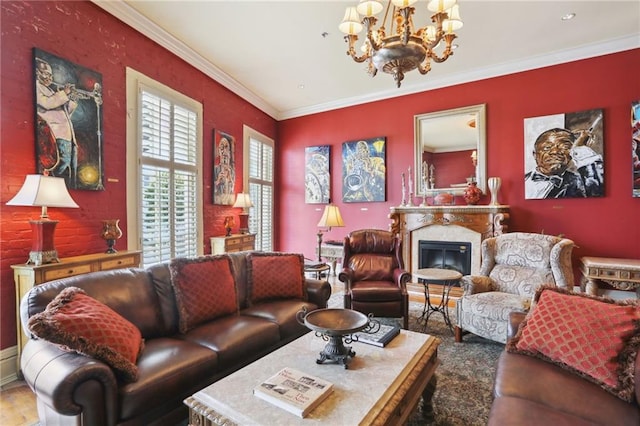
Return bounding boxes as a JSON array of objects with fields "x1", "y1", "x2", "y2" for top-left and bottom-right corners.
[{"x1": 389, "y1": 205, "x2": 510, "y2": 277}]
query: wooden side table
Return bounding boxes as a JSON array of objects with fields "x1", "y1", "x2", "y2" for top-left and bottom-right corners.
[
  {"x1": 413, "y1": 268, "x2": 463, "y2": 332},
  {"x1": 210, "y1": 234, "x2": 255, "y2": 254},
  {"x1": 12, "y1": 250, "x2": 141, "y2": 374},
  {"x1": 580, "y1": 256, "x2": 640, "y2": 298}
]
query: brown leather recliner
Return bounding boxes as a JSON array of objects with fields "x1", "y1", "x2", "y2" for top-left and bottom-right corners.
[{"x1": 339, "y1": 229, "x2": 410, "y2": 329}]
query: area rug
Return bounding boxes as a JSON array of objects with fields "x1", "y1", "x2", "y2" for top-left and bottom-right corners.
[{"x1": 328, "y1": 292, "x2": 504, "y2": 426}]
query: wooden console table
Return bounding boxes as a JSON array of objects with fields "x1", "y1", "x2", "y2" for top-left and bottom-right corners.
[
  {"x1": 12, "y1": 250, "x2": 141, "y2": 373},
  {"x1": 210, "y1": 234, "x2": 255, "y2": 254},
  {"x1": 580, "y1": 256, "x2": 640, "y2": 298}
]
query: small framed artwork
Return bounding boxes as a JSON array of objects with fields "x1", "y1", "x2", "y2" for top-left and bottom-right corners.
[
  {"x1": 305, "y1": 146, "x2": 330, "y2": 204},
  {"x1": 632, "y1": 100, "x2": 640, "y2": 197},
  {"x1": 342, "y1": 136, "x2": 386, "y2": 203},
  {"x1": 34, "y1": 48, "x2": 104, "y2": 190},
  {"x1": 524, "y1": 108, "x2": 604, "y2": 199},
  {"x1": 213, "y1": 129, "x2": 236, "y2": 205}
]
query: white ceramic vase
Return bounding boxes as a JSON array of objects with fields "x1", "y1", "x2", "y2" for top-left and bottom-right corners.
[{"x1": 488, "y1": 177, "x2": 502, "y2": 205}]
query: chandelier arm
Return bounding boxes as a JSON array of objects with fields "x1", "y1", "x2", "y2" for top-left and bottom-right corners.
[
  {"x1": 345, "y1": 35, "x2": 370, "y2": 63},
  {"x1": 426, "y1": 33, "x2": 457, "y2": 63},
  {"x1": 399, "y1": 7, "x2": 415, "y2": 46},
  {"x1": 417, "y1": 60, "x2": 432, "y2": 75}
]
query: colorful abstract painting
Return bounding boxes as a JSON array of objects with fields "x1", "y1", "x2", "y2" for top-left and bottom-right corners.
[
  {"x1": 213, "y1": 129, "x2": 236, "y2": 205},
  {"x1": 305, "y1": 146, "x2": 330, "y2": 204}
]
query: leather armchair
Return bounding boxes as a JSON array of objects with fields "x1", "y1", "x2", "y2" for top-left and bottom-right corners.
[
  {"x1": 454, "y1": 232, "x2": 574, "y2": 344},
  {"x1": 339, "y1": 229, "x2": 410, "y2": 329}
]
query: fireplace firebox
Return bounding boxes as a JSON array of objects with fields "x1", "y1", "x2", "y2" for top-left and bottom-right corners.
[{"x1": 418, "y1": 240, "x2": 471, "y2": 277}]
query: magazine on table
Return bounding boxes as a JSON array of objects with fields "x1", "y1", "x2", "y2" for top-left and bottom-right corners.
[
  {"x1": 253, "y1": 367, "x2": 333, "y2": 417},
  {"x1": 353, "y1": 324, "x2": 400, "y2": 347}
]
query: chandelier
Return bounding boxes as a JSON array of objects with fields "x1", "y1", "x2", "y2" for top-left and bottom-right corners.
[{"x1": 339, "y1": 0, "x2": 463, "y2": 88}]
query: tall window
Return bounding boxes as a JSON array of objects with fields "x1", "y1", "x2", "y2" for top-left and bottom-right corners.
[
  {"x1": 126, "y1": 69, "x2": 203, "y2": 266},
  {"x1": 244, "y1": 126, "x2": 274, "y2": 251}
]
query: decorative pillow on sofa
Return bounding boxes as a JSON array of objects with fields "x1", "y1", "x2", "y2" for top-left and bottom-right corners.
[
  {"x1": 247, "y1": 252, "x2": 305, "y2": 304},
  {"x1": 169, "y1": 255, "x2": 238, "y2": 333},
  {"x1": 27, "y1": 287, "x2": 143, "y2": 382},
  {"x1": 507, "y1": 286, "x2": 640, "y2": 402}
]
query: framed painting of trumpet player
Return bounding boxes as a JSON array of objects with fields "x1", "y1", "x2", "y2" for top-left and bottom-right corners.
[
  {"x1": 524, "y1": 108, "x2": 604, "y2": 199},
  {"x1": 33, "y1": 48, "x2": 104, "y2": 190}
]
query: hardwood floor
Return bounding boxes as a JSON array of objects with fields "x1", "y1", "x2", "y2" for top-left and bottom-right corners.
[
  {"x1": 0, "y1": 380, "x2": 38, "y2": 426},
  {"x1": 0, "y1": 274, "x2": 454, "y2": 425}
]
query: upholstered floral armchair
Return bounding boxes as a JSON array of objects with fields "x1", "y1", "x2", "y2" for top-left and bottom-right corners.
[{"x1": 454, "y1": 232, "x2": 575, "y2": 344}]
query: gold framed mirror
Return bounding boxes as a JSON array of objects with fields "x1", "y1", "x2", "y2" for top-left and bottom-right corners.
[{"x1": 414, "y1": 104, "x2": 487, "y2": 196}]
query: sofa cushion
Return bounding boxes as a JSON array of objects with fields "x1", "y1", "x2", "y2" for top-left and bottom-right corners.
[
  {"x1": 170, "y1": 255, "x2": 238, "y2": 333},
  {"x1": 247, "y1": 252, "x2": 305, "y2": 304},
  {"x1": 27, "y1": 287, "x2": 143, "y2": 382},
  {"x1": 507, "y1": 286, "x2": 640, "y2": 402}
]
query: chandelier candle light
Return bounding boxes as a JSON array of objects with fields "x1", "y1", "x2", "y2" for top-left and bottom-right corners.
[
  {"x1": 340, "y1": 0, "x2": 463, "y2": 87},
  {"x1": 6, "y1": 174, "x2": 79, "y2": 265},
  {"x1": 316, "y1": 204, "x2": 345, "y2": 262}
]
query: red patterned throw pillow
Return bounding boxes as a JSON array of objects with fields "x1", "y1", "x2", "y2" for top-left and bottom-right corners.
[
  {"x1": 247, "y1": 252, "x2": 305, "y2": 304},
  {"x1": 27, "y1": 287, "x2": 143, "y2": 382},
  {"x1": 507, "y1": 286, "x2": 640, "y2": 402},
  {"x1": 169, "y1": 255, "x2": 238, "y2": 333}
]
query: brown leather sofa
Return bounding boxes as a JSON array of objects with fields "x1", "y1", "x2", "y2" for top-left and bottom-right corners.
[
  {"x1": 489, "y1": 312, "x2": 640, "y2": 426},
  {"x1": 20, "y1": 251, "x2": 331, "y2": 426}
]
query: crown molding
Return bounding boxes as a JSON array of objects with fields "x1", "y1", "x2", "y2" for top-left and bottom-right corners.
[
  {"x1": 279, "y1": 34, "x2": 639, "y2": 120},
  {"x1": 91, "y1": 0, "x2": 279, "y2": 119},
  {"x1": 92, "y1": 1, "x2": 638, "y2": 122}
]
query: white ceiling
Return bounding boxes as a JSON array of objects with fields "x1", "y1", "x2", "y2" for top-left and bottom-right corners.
[{"x1": 93, "y1": 1, "x2": 640, "y2": 120}]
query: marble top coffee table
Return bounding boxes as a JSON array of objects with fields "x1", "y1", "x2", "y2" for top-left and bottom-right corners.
[{"x1": 185, "y1": 329, "x2": 440, "y2": 425}]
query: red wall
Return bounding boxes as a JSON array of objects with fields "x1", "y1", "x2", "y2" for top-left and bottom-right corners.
[
  {"x1": 277, "y1": 49, "x2": 640, "y2": 274},
  {"x1": 0, "y1": 1, "x2": 276, "y2": 349}
]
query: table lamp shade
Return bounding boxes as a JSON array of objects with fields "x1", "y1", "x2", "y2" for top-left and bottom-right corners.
[
  {"x1": 317, "y1": 204, "x2": 344, "y2": 228},
  {"x1": 6, "y1": 174, "x2": 79, "y2": 265}
]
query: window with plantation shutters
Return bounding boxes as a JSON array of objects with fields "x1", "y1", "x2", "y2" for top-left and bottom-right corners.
[
  {"x1": 244, "y1": 126, "x2": 274, "y2": 251},
  {"x1": 126, "y1": 69, "x2": 203, "y2": 267}
]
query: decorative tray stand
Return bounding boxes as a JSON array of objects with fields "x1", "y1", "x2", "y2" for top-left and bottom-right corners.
[{"x1": 297, "y1": 308, "x2": 380, "y2": 369}]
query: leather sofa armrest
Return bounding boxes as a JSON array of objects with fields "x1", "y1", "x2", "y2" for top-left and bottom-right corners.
[
  {"x1": 304, "y1": 278, "x2": 331, "y2": 308},
  {"x1": 507, "y1": 311, "x2": 527, "y2": 341},
  {"x1": 338, "y1": 268, "x2": 355, "y2": 291},
  {"x1": 21, "y1": 339, "x2": 118, "y2": 426}
]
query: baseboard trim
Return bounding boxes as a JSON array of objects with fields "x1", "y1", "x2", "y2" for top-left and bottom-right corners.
[{"x1": 0, "y1": 346, "x2": 19, "y2": 386}]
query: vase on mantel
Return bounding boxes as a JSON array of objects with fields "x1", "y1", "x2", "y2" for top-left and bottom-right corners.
[
  {"x1": 463, "y1": 181, "x2": 482, "y2": 205},
  {"x1": 488, "y1": 177, "x2": 502, "y2": 206}
]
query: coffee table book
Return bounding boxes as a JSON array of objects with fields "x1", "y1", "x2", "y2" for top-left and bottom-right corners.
[
  {"x1": 253, "y1": 367, "x2": 334, "y2": 418},
  {"x1": 353, "y1": 324, "x2": 401, "y2": 347}
]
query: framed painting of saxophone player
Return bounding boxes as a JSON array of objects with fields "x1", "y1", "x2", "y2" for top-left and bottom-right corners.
[
  {"x1": 213, "y1": 129, "x2": 236, "y2": 205},
  {"x1": 342, "y1": 136, "x2": 386, "y2": 203},
  {"x1": 524, "y1": 108, "x2": 604, "y2": 199},
  {"x1": 33, "y1": 48, "x2": 104, "y2": 190}
]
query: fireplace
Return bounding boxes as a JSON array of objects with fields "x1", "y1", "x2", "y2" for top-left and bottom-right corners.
[{"x1": 419, "y1": 240, "x2": 471, "y2": 276}]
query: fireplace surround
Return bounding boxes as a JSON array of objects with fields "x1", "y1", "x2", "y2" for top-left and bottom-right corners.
[{"x1": 389, "y1": 205, "x2": 510, "y2": 278}]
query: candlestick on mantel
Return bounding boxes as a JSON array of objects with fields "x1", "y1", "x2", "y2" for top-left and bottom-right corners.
[
  {"x1": 407, "y1": 166, "x2": 414, "y2": 206},
  {"x1": 400, "y1": 172, "x2": 407, "y2": 206}
]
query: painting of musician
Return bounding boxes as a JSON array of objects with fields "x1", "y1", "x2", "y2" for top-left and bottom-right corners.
[
  {"x1": 305, "y1": 145, "x2": 330, "y2": 204},
  {"x1": 524, "y1": 108, "x2": 604, "y2": 199},
  {"x1": 34, "y1": 48, "x2": 103, "y2": 190},
  {"x1": 213, "y1": 130, "x2": 236, "y2": 205},
  {"x1": 342, "y1": 137, "x2": 386, "y2": 202}
]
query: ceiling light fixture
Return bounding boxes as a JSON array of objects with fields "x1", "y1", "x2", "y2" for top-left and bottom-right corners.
[
  {"x1": 561, "y1": 13, "x2": 576, "y2": 21},
  {"x1": 339, "y1": 0, "x2": 463, "y2": 88}
]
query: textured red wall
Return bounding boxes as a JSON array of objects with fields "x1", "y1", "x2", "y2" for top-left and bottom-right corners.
[
  {"x1": 0, "y1": 1, "x2": 276, "y2": 349},
  {"x1": 278, "y1": 49, "x2": 640, "y2": 275}
]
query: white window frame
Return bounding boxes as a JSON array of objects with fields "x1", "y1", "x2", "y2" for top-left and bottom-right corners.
[
  {"x1": 126, "y1": 68, "x2": 204, "y2": 265},
  {"x1": 243, "y1": 125, "x2": 274, "y2": 251}
]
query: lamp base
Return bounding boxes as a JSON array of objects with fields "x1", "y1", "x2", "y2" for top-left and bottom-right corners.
[
  {"x1": 28, "y1": 249, "x2": 60, "y2": 266},
  {"x1": 27, "y1": 219, "x2": 60, "y2": 265},
  {"x1": 238, "y1": 213, "x2": 249, "y2": 234}
]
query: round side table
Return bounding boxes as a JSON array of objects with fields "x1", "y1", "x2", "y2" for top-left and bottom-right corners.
[{"x1": 413, "y1": 268, "x2": 463, "y2": 333}]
